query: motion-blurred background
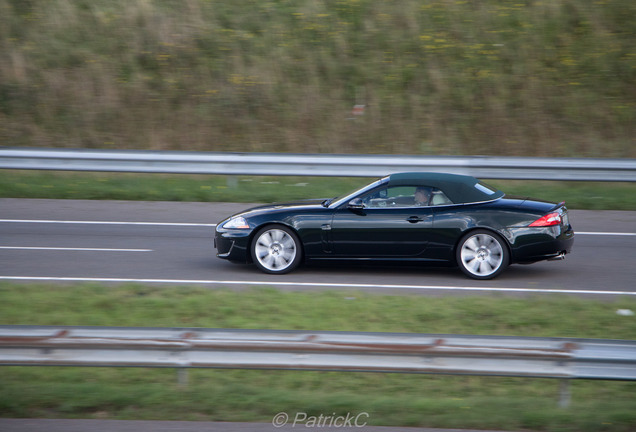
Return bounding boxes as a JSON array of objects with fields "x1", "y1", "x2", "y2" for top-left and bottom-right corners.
[{"x1": 1, "y1": 0, "x2": 634, "y2": 157}]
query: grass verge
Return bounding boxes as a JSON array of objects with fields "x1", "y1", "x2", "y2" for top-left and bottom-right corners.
[
  {"x1": 2, "y1": 170, "x2": 636, "y2": 210},
  {"x1": 1, "y1": 283, "x2": 636, "y2": 431}
]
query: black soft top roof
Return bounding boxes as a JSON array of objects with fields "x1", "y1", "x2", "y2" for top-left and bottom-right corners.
[{"x1": 387, "y1": 172, "x2": 504, "y2": 204}]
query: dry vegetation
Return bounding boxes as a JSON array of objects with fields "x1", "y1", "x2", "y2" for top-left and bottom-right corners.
[{"x1": 0, "y1": 0, "x2": 634, "y2": 156}]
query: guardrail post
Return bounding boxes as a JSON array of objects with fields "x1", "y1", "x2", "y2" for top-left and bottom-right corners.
[
  {"x1": 178, "y1": 368, "x2": 189, "y2": 387},
  {"x1": 226, "y1": 175, "x2": 238, "y2": 189},
  {"x1": 559, "y1": 379, "x2": 571, "y2": 408}
]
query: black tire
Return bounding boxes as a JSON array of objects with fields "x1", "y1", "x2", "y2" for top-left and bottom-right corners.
[
  {"x1": 251, "y1": 225, "x2": 302, "y2": 274},
  {"x1": 456, "y1": 230, "x2": 509, "y2": 280}
]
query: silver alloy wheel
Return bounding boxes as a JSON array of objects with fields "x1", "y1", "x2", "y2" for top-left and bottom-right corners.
[
  {"x1": 254, "y1": 228, "x2": 298, "y2": 273},
  {"x1": 460, "y1": 232, "x2": 504, "y2": 278}
]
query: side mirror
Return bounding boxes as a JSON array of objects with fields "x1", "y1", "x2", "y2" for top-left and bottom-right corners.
[{"x1": 348, "y1": 198, "x2": 365, "y2": 210}]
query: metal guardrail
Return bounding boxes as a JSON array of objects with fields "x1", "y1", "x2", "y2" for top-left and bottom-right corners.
[
  {"x1": 1, "y1": 147, "x2": 636, "y2": 181},
  {"x1": 2, "y1": 326, "x2": 635, "y2": 407}
]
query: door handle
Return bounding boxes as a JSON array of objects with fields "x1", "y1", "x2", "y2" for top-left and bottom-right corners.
[{"x1": 407, "y1": 216, "x2": 424, "y2": 223}]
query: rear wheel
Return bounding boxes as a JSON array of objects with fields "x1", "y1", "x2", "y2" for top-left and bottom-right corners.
[
  {"x1": 456, "y1": 230, "x2": 509, "y2": 280},
  {"x1": 251, "y1": 225, "x2": 302, "y2": 274}
]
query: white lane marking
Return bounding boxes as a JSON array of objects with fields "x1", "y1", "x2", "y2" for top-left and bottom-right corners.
[
  {"x1": 0, "y1": 219, "x2": 217, "y2": 227},
  {"x1": 0, "y1": 247, "x2": 152, "y2": 252},
  {"x1": 0, "y1": 276, "x2": 633, "y2": 296},
  {"x1": 0, "y1": 220, "x2": 635, "y2": 236},
  {"x1": 577, "y1": 232, "x2": 636, "y2": 237}
]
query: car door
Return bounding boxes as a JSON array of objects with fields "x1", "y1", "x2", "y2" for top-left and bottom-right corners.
[{"x1": 329, "y1": 185, "x2": 434, "y2": 258}]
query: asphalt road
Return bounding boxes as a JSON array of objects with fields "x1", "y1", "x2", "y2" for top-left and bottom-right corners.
[
  {"x1": 1, "y1": 198, "x2": 635, "y2": 297},
  {"x1": 0, "y1": 419, "x2": 505, "y2": 432},
  {"x1": 1, "y1": 199, "x2": 634, "y2": 432}
]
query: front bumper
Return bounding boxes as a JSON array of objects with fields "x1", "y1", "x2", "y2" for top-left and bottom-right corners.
[{"x1": 214, "y1": 228, "x2": 252, "y2": 263}]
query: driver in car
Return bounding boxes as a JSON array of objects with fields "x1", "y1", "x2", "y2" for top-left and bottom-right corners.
[{"x1": 414, "y1": 187, "x2": 432, "y2": 206}]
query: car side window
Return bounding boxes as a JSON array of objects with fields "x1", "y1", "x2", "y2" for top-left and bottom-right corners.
[
  {"x1": 362, "y1": 186, "x2": 453, "y2": 208},
  {"x1": 363, "y1": 186, "x2": 408, "y2": 208},
  {"x1": 430, "y1": 189, "x2": 453, "y2": 206},
  {"x1": 413, "y1": 186, "x2": 453, "y2": 206}
]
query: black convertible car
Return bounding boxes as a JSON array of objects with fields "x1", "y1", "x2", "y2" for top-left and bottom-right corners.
[{"x1": 214, "y1": 172, "x2": 574, "y2": 279}]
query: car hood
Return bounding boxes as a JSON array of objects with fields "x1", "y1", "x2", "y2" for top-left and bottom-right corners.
[
  {"x1": 247, "y1": 198, "x2": 328, "y2": 211},
  {"x1": 229, "y1": 199, "x2": 328, "y2": 220}
]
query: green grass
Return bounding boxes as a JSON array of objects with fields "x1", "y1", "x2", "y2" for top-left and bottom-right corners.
[
  {"x1": 1, "y1": 0, "x2": 634, "y2": 156},
  {"x1": 1, "y1": 283, "x2": 636, "y2": 430},
  {"x1": 0, "y1": 171, "x2": 372, "y2": 204},
  {"x1": 2, "y1": 170, "x2": 636, "y2": 210},
  {"x1": 3, "y1": 283, "x2": 636, "y2": 336}
]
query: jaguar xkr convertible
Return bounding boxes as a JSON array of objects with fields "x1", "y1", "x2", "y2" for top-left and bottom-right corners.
[{"x1": 214, "y1": 172, "x2": 574, "y2": 279}]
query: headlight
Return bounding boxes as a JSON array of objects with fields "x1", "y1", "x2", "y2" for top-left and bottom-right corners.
[{"x1": 222, "y1": 216, "x2": 250, "y2": 229}]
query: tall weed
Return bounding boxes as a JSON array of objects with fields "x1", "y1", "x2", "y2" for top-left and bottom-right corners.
[{"x1": 0, "y1": 0, "x2": 634, "y2": 156}]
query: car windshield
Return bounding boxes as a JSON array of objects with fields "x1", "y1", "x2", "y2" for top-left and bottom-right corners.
[{"x1": 325, "y1": 178, "x2": 387, "y2": 208}]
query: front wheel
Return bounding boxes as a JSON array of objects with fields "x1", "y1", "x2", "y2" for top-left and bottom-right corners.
[
  {"x1": 251, "y1": 225, "x2": 302, "y2": 274},
  {"x1": 456, "y1": 230, "x2": 509, "y2": 280}
]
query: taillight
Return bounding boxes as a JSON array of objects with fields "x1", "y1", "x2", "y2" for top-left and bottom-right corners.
[{"x1": 529, "y1": 212, "x2": 561, "y2": 227}]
